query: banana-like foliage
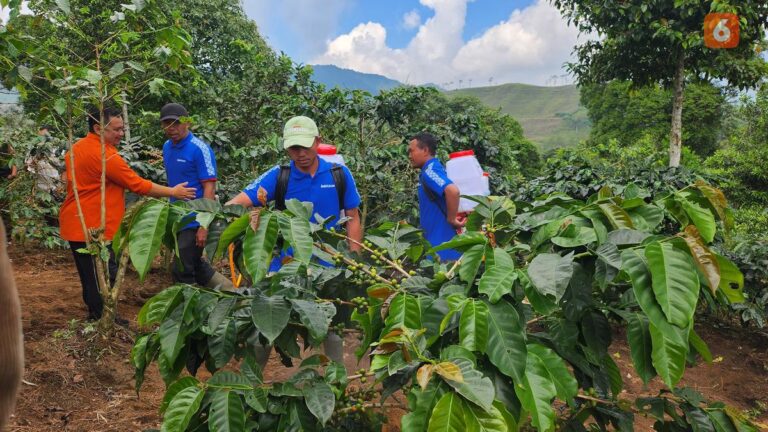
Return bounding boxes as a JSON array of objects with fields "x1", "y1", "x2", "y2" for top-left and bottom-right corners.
[{"x1": 127, "y1": 184, "x2": 759, "y2": 432}]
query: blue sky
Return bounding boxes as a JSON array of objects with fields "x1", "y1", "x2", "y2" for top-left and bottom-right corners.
[{"x1": 244, "y1": 0, "x2": 582, "y2": 87}]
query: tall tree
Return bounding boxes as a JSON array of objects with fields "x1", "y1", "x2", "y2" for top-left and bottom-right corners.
[{"x1": 553, "y1": 0, "x2": 768, "y2": 167}]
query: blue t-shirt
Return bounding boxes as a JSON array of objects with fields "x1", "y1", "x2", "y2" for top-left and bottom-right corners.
[
  {"x1": 163, "y1": 132, "x2": 218, "y2": 230},
  {"x1": 242, "y1": 157, "x2": 361, "y2": 270},
  {"x1": 418, "y1": 158, "x2": 460, "y2": 261}
]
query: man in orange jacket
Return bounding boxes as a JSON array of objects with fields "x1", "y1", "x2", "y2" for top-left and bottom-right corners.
[{"x1": 59, "y1": 107, "x2": 196, "y2": 321}]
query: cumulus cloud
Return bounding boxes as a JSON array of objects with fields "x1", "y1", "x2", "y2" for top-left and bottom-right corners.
[
  {"x1": 313, "y1": 0, "x2": 584, "y2": 86},
  {"x1": 402, "y1": 10, "x2": 421, "y2": 29}
]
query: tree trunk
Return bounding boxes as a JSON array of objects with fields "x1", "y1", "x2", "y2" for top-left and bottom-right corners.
[
  {"x1": 121, "y1": 91, "x2": 131, "y2": 148},
  {"x1": 669, "y1": 52, "x2": 686, "y2": 167}
]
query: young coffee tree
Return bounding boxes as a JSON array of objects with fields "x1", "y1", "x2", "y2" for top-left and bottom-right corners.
[
  {"x1": 129, "y1": 179, "x2": 759, "y2": 431},
  {"x1": 0, "y1": 0, "x2": 193, "y2": 330}
]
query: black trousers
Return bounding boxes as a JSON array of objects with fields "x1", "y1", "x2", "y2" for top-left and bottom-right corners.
[
  {"x1": 173, "y1": 228, "x2": 215, "y2": 285},
  {"x1": 69, "y1": 242, "x2": 117, "y2": 320}
]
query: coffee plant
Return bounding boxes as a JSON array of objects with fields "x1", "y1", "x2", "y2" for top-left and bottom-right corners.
[{"x1": 128, "y1": 180, "x2": 760, "y2": 431}]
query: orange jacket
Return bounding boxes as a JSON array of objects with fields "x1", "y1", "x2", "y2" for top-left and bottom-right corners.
[{"x1": 59, "y1": 133, "x2": 152, "y2": 242}]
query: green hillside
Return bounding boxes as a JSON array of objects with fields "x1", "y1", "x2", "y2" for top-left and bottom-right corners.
[{"x1": 447, "y1": 83, "x2": 591, "y2": 151}]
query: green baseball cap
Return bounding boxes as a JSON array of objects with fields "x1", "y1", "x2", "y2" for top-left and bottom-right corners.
[{"x1": 282, "y1": 116, "x2": 319, "y2": 149}]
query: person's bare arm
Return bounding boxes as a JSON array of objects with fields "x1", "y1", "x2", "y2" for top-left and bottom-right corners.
[
  {"x1": 0, "y1": 220, "x2": 23, "y2": 430},
  {"x1": 146, "y1": 182, "x2": 196, "y2": 200},
  {"x1": 225, "y1": 192, "x2": 254, "y2": 208},
  {"x1": 444, "y1": 184, "x2": 465, "y2": 229},
  {"x1": 8, "y1": 165, "x2": 17, "y2": 179},
  {"x1": 344, "y1": 208, "x2": 363, "y2": 252},
  {"x1": 196, "y1": 181, "x2": 216, "y2": 247}
]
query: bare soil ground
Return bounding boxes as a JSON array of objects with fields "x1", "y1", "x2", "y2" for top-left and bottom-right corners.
[{"x1": 5, "y1": 246, "x2": 768, "y2": 431}]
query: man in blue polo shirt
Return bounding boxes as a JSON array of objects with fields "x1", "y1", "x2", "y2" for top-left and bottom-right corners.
[
  {"x1": 160, "y1": 103, "x2": 233, "y2": 290},
  {"x1": 408, "y1": 132, "x2": 464, "y2": 261},
  {"x1": 226, "y1": 115, "x2": 363, "y2": 366}
]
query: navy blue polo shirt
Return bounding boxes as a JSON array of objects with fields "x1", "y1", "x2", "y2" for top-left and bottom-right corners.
[
  {"x1": 242, "y1": 157, "x2": 361, "y2": 270},
  {"x1": 418, "y1": 158, "x2": 461, "y2": 261},
  {"x1": 163, "y1": 132, "x2": 218, "y2": 230}
]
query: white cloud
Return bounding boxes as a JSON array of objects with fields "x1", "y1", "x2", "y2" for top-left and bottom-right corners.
[
  {"x1": 402, "y1": 10, "x2": 421, "y2": 30},
  {"x1": 313, "y1": 0, "x2": 584, "y2": 86}
]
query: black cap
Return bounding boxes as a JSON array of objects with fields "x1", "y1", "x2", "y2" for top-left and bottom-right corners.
[{"x1": 160, "y1": 103, "x2": 188, "y2": 122}]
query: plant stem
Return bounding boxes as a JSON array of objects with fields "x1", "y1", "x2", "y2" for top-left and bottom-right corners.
[{"x1": 325, "y1": 230, "x2": 411, "y2": 279}]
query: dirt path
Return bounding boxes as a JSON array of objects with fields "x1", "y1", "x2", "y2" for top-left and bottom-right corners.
[{"x1": 5, "y1": 246, "x2": 768, "y2": 431}]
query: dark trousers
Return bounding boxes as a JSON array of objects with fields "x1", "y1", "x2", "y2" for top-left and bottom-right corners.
[
  {"x1": 173, "y1": 229, "x2": 215, "y2": 285},
  {"x1": 69, "y1": 242, "x2": 117, "y2": 320}
]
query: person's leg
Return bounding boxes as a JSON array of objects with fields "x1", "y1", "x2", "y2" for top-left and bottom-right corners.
[
  {"x1": 172, "y1": 229, "x2": 199, "y2": 284},
  {"x1": 69, "y1": 241, "x2": 103, "y2": 320}
]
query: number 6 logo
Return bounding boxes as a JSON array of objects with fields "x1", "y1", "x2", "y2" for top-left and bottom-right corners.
[{"x1": 704, "y1": 13, "x2": 739, "y2": 49}]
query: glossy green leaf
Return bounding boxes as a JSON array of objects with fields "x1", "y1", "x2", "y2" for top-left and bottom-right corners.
[
  {"x1": 302, "y1": 380, "x2": 335, "y2": 425},
  {"x1": 207, "y1": 371, "x2": 253, "y2": 390},
  {"x1": 428, "y1": 392, "x2": 467, "y2": 432},
  {"x1": 527, "y1": 252, "x2": 573, "y2": 303},
  {"x1": 243, "y1": 212, "x2": 279, "y2": 283},
  {"x1": 527, "y1": 343, "x2": 578, "y2": 405},
  {"x1": 214, "y1": 213, "x2": 249, "y2": 260},
  {"x1": 161, "y1": 386, "x2": 204, "y2": 432},
  {"x1": 208, "y1": 318, "x2": 236, "y2": 369},
  {"x1": 460, "y1": 243, "x2": 487, "y2": 285},
  {"x1": 689, "y1": 328, "x2": 713, "y2": 363},
  {"x1": 644, "y1": 241, "x2": 700, "y2": 328},
  {"x1": 384, "y1": 293, "x2": 422, "y2": 333},
  {"x1": 138, "y1": 285, "x2": 184, "y2": 326},
  {"x1": 443, "y1": 358, "x2": 494, "y2": 412},
  {"x1": 515, "y1": 348, "x2": 558, "y2": 432},
  {"x1": 627, "y1": 314, "x2": 655, "y2": 384},
  {"x1": 681, "y1": 225, "x2": 720, "y2": 295},
  {"x1": 551, "y1": 226, "x2": 597, "y2": 247},
  {"x1": 464, "y1": 401, "x2": 508, "y2": 432},
  {"x1": 208, "y1": 390, "x2": 246, "y2": 432},
  {"x1": 459, "y1": 300, "x2": 489, "y2": 352},
  {"x1": 431, "y1": 231, "x2": 487, "y2": 253},
  {"x1": 160, "y1": 377, "x2": 199, "y2": 414},
  {"x1": 128, "y1": 200, "x2": 169, "y2": 281},
  {"x1": 251, "y1": 294, "x2": 291, "y2": 344},
  {"x1": 478, "y1": 259, "x2": 517, "y2": 304},
  {"x1": 678, "y1": 194, "x2": 717, "y2": 243},
  {"x1": 714, "y1": 254, "x2": 745, "y2": 303},
  {"x1": 290, "y1": 299, "x2": 335, "y2": 343},
  {"x1": 484, "y1": 300, "x2": 527, "y2": 384},
  {"x1": 598, "y1": 202, "x2": 634, "y2": 229},
  {"x1": 278, "y1": 214, "x2": 313, "y2": 264}
]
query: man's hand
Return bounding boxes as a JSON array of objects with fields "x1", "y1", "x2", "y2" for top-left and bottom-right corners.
[
  {"x1": 173, "y1": 182, "x2": 196, "y2": 200},
  {"x1": 448, "y1": 216, "x2": 466, "y2": 229},
  {"x1": 196, "y1": 227, "x2": 208, "y2": 248}
]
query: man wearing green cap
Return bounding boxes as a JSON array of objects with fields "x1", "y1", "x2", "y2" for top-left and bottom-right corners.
[{"x1": 226, "y1": 115, "x2": 363, "y2": 366}]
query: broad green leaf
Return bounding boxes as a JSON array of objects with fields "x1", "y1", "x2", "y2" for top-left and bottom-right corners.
[
  {"x1": 689, "y1": 328, "x2": 713, "y2": 363},
  {"x1": 678, "y1": 194, "x2": 717, "y2": 243},
  {"x1": 459, "y1": 301, "x2": 489, "y2": 351},
  {"x1": 626, "y1": 204, "x2": 664, "y2": 231},
  {"x1": 17, "y1": 65, "x2": 32, "y2": 81},
  {"x1": 251, "y1": 294, "x2": 291, "y2": 344},
  {"x1": 460, "y1": 243, "x2": 487, "y2": 285},
  {"x1": 302, "y1": 380, "x2": 335, "y2": 425},
  {"x1": 598, "y1": 202, "x2": 634, "y2": 229},
  {"x1": 161, "y1": 386, "x2": 204, "y2": 432},
  {"x1": 206, "y1": 297, "x2": 237, "y2": 334},
  {"x1": 285, "y1": 198, "x2": 313, "y2": 219},
  {"x1": 493, "y1": 400, "x2": 518, "y2": 432},
  {"x1": 527, "y1": 252, "x2": 573, "y2": 303},
  {"x1": 428, "y1": 392, "x2": 467, "y2": 432},
  {"x1": 519, "y1": 270, "x2": 557, "y2": 315},
  {"x1": 431, "y1": 231, "x2": 487, "y2": 253},
  {"x1": 443, "y1": 358, "x2": 494, "y2": 412},
  {"x1": 204, "y1": 217, "x2": 228, "y2": 260},
  {"x1": 707, "y1": 410, "x2": 738, "y2": 432},
  {"x1": 515, "y1": 349, "x2": 558, "y2": 432},
  {"x1": 714, "y1": 254, "x2": 745, "y2": 303},
  {"x1": 84, "y1": 68, "x2": 102, "y2": 84},
  {"x1": 128, "y1": 201, "x2": 169, "y2": 281},
  {"x1": 108, "y1": 62, "x2": 125, "y2": 79},
  {"x1": 207, "y1": 371, "x2": 253, "y2": 390},
  {"x1": 485, "y1": 300, "x2": 527, "y2": 383},
  {"x1": 53, "y1": 98, "x2": 67, "y2": 115},
  {"x1": 214, "y1": 213, "x2": 249, "y2": 260},
  {"x1": 138, "y1": 285, "x2": 183, "y2": 326},
  {"x1": 384, "y1": 293, "x2": 421, "y2": 333},
  {"x1": 290, "y1": 299, "x2": 335, "y2": 343},
  {"x1": 681, "y1": 225, "x2": 720, "y2": 295},
  {"x1": 627, "y1": 314, "x2": 655, "y2": 384},
  {"x1": 649, "y1": 322, "x2": 690, "y2": 388},
  {"x1": 278, "y1": 214, "x2": 313, "y2": 264},
  {"x1": 551, "y1": 226, "x2": 597, "y2": 247},
  {"x1": 607, "y1": 228, "x2": 651, "y2": 246},
  {"x1": 208, "y1": 319, "x2": 236, "y2": 369},
  {"x1": 435, "y1": 361, "x2": 464, "y2": 383},
  {"x1": 645, "y1": 242, "x2": 700, "y2": 328},
  {"x1": 160, "y1": 377, "x2": 199, "y2": 414},
  {"x1": 245, "y1": 388, "x2": 268, "y2": 413},
  {"x1": 209, "y1": 390, "x2": 246, "y2": 432},
  {"x1": 478, "y1": 263, "x2": 517, "y2": 303},
  {"x1": 55, "y1": 0, "x2": 71, "y2": 14},
  {"x1": 243, "y1": 213, "x2": 279, "y2": 282},
  {"x1": 464, "y1": 401, "x2": 508, "y2": 432},
  {"x1": 403, "y1": 381, "x2": 443, "y2": 431},
  {"x1": 159, "y1": 309, "x2": 186, "y2": 366},
  {"x1": 527, "y1": 344, "x2": 578, "y2": 405},
  {"x1": 622, "y1": 249, "x2": 690, "y2": 387}
]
